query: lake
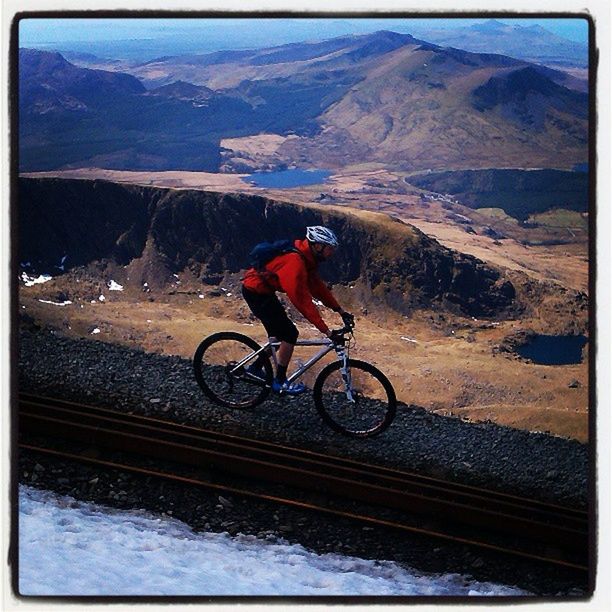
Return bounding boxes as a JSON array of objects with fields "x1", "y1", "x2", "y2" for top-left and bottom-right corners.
[
  {"x1": 246, "y1": 169, "x2": 331, "y2": 188},
  {"x1": 515, "y1": 335, "x2": 588, "y2": 365}
]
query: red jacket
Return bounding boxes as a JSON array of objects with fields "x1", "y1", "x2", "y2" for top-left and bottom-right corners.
[{"x1": 242, "y1": 238, "x2": 341, "y2": 334}]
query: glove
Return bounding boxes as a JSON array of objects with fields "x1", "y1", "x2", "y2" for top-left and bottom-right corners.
[
  {"x1": 340, "y1": 311, "x2": 355, "y2": 329},
  {"x1": 329, "y1": 329, "x2": 345, "y2": 345}
]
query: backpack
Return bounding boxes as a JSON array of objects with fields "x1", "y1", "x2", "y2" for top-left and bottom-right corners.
[{"x1": 248, "y1": 239, "x2": 301, "y2": 271}]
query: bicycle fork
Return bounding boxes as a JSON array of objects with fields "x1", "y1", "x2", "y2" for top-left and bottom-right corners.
[{"x1": 336, "y1": 347, "x2": 355, "y2": 403}]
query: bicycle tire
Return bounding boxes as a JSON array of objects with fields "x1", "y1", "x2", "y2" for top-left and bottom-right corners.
[
  {"x1": 313, "y1": 359, "x2": 396, "y2": 438},
  {"x1": 193, "y1": 331, "x2": 273, "y2": 409}
]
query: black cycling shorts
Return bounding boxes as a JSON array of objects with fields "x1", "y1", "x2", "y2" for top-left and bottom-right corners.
[{"x1": 242, "y1": 286, "x2": 299, "y2": 344}]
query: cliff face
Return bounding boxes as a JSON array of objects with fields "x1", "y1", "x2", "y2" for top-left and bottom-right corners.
[{"x1": 18, "y1": 177, "x2": 517, "y2": 318}]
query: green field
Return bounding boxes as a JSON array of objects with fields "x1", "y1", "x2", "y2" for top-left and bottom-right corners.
[
  {"x1": 528, "y1": 209, "x2": 588, "y2": 229},
  {"x1": 475, "y1": 207, "x2": 519, "y2": 225}
]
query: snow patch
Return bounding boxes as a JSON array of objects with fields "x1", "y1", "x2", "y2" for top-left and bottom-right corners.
[
  {"x1": 108, "y1": 280, "x2": 124, "y2": 291},
  {"x1": 38, "y1": 299, "x2": 72, "y2": 307},
  {"x1": 18, "y1": 486, "x2": 531, "y2": 597},
  {"x1": 21, "y1": 273, "x2": 52, "y2": 287},
  {"x1": 91, "y1": 328, "x2": 101, "y2": 335}
]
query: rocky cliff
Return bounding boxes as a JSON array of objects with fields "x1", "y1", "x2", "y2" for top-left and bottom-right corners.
[{"x1": 19, "y1": 177, "x2": 518, "y2": 318}]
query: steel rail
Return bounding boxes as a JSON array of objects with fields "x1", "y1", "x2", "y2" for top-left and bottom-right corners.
[
  {"x1": 19, "y1": 442, "x2": 588, "y2": 574},
  {"x1": 18, "y1": 393, "x2": 589, "y2": 571}
]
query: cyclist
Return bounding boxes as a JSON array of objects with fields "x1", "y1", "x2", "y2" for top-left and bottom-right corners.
[{"x1": 241, "y1": 226, "x2": 354, "y2": 395}]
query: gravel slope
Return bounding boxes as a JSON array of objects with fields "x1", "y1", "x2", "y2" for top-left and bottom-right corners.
[{"x1": 18, "y1": 326, "x2": 589, "y2": 507}]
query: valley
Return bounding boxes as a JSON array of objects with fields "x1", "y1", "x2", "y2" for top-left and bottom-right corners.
[
  {"x1": 19, "y1": 32, "x2": 588, "y2": 174},
  {"x1": 18, "y1": 174, "x2": 589, "y2": 442},
  {"x1": 16, "y1": 24, "x2": 591, "y2": 444},
  {"x1": 23, "y1": 165, "x2": 589, "y2": 292}
]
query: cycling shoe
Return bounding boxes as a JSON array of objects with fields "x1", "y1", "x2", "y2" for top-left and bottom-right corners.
[{"x1": 271, "y1": 379, "x2": 307, "y2": 395}]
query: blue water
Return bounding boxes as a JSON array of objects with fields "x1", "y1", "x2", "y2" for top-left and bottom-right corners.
[
  {"x1": 515, "y1": 335, "x2": 588, "y2": 365},
  {"x1": 247, "y1": 169, "x2": 331, "y2": 188}
]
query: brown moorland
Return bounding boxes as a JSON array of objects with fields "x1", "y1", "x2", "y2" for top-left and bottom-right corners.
[{"x1": 19, "y1": 169, "x2": 589, "y2": 442}]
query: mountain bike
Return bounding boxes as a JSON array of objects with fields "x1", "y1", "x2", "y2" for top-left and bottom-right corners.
[{"x1": 193, "y1": 322, "x2": 397, "y2": 438}]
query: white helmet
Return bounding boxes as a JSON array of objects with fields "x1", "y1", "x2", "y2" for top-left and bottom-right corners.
[{"x1": 306, "y1": 226, "x2": 339, "y2": 247}]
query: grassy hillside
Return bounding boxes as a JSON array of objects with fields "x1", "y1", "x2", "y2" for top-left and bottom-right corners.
[{"x1": 405, "y1": 169, "x2": 588, "y2": 221}]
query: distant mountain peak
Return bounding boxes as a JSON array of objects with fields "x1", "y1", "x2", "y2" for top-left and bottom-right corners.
[
  {"x1": 524, "y1": 24, "x2": 551, "y2": 35},
  {"x1": 472, "y1": 65, "x2": 588, "y2": 126},
  {"x1": 411, "y1": 19, "x2": 587, "y2": 67},
  {"x1": 20, "y1": 48, "x2": 146, "y2": 119},
  {"x1": 20, "y1": 48, "x2": 71, "y2": 71},
  {"x1": 469, "y1": 19, "x2": 510, "y2": 32},
  {"x1": 369, "y1": 29, "x2": 416, "y2": 41}
]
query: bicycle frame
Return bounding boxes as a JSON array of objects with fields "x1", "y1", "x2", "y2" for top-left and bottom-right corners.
[{"x1": 230, "y1": 335, "x2": 355, "y2": 402}]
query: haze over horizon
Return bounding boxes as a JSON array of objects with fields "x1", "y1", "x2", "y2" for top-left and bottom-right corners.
[{"x1": 19, "y1": 17, "x2": 588, "y2": 61}]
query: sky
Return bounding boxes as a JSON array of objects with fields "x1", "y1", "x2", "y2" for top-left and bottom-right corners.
[
  {"x1": 18, "y1": 485, "x2": 531, "y2": 597},
  {"x1": 19, "y1": 16, "x2": 588, "y2": 46}
]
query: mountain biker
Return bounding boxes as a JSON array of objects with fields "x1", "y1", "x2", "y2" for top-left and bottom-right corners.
[{"x1": 241, "y1": 226, "x2": 354, "y2": 395}]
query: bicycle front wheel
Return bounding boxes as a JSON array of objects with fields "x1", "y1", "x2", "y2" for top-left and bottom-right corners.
[
  {"x1": 313, "y1": 359, "x2": 396, "y2": 438},
  {"x1": 193, "y1": 332, "x2": 273, "y2": 409}
]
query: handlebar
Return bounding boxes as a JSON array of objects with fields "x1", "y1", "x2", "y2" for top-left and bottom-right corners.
[{"x1": 328, "y1": 323, "x2": 355, "y2": 346}]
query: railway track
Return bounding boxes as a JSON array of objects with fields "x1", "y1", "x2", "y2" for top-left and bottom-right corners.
[{"x1": 18, "y1": 393, "x2": 589, "y2": 573}]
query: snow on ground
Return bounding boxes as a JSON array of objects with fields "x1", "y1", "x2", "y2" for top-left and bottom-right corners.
[
  {"x1": 108, "y1": 280, "x2": 124, "y2": 291},
  {"x1": 20, "y1": 273, "x2": 52, "y2": 286},
  {"x1": 18, "y1": 486, "x2": 530, "y2": 597},
  {"x1": 37, "y1": 299, "x2": 72, "y2": 306}
]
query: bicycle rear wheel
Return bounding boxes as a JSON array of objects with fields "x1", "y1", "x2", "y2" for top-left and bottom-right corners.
[
  {"x1": 193, "y1": 332, "x2": 273, "y2": 409},
  {"x1": 313, "y1": 359, "x2": 396, "y2": 438}
]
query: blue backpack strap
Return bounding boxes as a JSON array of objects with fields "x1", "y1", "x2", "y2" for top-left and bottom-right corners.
[{"x1": 248, "y1": 239, "x2": 303, "y2": 270}]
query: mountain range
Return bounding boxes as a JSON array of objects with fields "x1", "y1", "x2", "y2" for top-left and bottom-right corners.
[
  {"x1": 27, "y1": 19, "x2": 589, "y2": 68},
  {"x1": 18, "y1": 30, "x2": 589, "y2": 173},
  {"x1": 407, "y1": 20, "x2": 588, "y2": 68}
]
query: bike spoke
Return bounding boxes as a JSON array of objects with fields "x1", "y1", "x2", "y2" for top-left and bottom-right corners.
[
  {"x1": 316, "y1": 362, "x2": 393, "y2": 436},
  {"x1": 194, "y1": 333, "x2": 272, "y2": 409}
]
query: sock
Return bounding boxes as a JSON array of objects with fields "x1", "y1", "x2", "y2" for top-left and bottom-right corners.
[{"x1": 276, "y1": 364, "x2": 288, "y2": 383}]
